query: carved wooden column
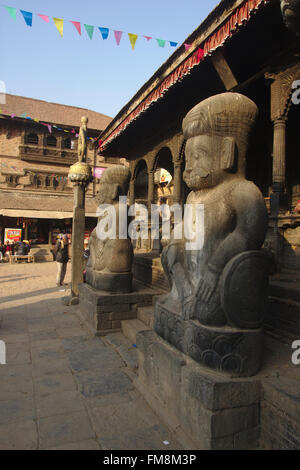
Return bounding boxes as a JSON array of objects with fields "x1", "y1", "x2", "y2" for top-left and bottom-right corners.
[
  {"x1": 173, "y1": 160, "x2": 183, "y2": 204},
  {"x1": 266, "y1": 67, "x2": 297, "y2": 214},
  {"x1": 129, "y1": 177, "x2": 135, "y2": 207},
  {"x1": 272, "y1": 117, "x2": 287, "y2": 211},
  {"x1": 147, "y1": 169, "x2": 154, "y2": 210}
]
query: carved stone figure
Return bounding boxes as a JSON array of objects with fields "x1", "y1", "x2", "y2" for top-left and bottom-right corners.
[
  {"x1": 77, "y1": 116, "x2": 88, "y2": 163},
  {"x1": 154, "y1": 93, "x2": 272, "y2": 377},
  {"x1": 280, "y1": 0, "x2": 300, "y2": 34},
  {"x1": 86, "y1": 165, "x2": 133, "y2": 293}
]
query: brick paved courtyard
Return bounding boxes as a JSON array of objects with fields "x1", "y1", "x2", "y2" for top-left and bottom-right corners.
[{"x1": 0, "y1": 261, "x2": 181, "y2": 450}]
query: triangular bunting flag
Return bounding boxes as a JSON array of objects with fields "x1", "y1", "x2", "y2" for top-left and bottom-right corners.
[
  {"x1": 5, "y1": 6, "x2": 16, "y2": 20},
  {"x1": 53, "y1": 18, "x2": 64, "y2": 37},
  {"x1": 84, "y1": 24, "x2": 94, "y2": 40},
  {"x1": 99, "y1": 27, "x2": 109, "y2": 39},
  {"x1": 156, "y1": 39, "x2": 166, "y2": 48},
  {"x1": 128, "y1": 33, "x2": 138, "y2": 50},
  {"x1": 143, "y1": 36, "x2": 152, "y2": 41},
  {"x1": 70, "y1": 21, "x2": 81, "y2": 35},
  {"x1": 114, "y1": 30, "x2": 123, "y2": 46},
  {"x1": 170, "y1": 41, "x2": 178, "y2": 47},
  {"x1": 19, "y1": 112, "x2": 27, "y2": 118},
  {"x1": 38, "y1": 14, "x2": 50, "y2": 23},
  {"x1": 184, "y1": 43, "x2": 192, "y2": 51},
  {"x1": 20, "y1": 10, "x2": 32, "y2": 27}
]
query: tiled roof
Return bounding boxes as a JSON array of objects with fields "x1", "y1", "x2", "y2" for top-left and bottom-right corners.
[
  {"x1": 0, "y1": 191, "x2": 98, "y2": 213},
  {"x1": 1, "y1": 94, "x2": 112, "y2": 131}
]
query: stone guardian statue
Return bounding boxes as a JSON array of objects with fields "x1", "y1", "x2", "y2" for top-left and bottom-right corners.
[
  {"x1": 155, "y1": 93, "x2": 272, "y2": 377},
  {"x1": 86, "y1": 165, "x2": 133, "y2": 293}
]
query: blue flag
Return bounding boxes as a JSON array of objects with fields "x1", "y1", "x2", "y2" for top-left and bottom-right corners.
[
  {"x1": 20, "y1": 10, "x2": 33, "y2": 27},
  {"x1": 99, "y1": 27, "x2": 109, "y2": 40}
]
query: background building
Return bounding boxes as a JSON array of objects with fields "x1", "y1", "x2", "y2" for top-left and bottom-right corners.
[{"x1": 0, "y1": 94, "x2": 115, "y2": 259}]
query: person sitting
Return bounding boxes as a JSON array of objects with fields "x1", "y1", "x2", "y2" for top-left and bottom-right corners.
[{"x1": 4, "y1": 241, "x2": 12, "y2": 261}]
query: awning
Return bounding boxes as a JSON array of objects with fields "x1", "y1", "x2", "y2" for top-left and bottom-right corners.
[{"x1": 0, "y1": 209, "x2": 97, "y2": 219}]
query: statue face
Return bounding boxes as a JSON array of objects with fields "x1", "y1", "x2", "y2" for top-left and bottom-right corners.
[
  {"x1": 183, "y1": 135, "x2": 216, "y2": 190},
  {"x1": 280, "y1": 0, "x2": 300, "y2": 31}
]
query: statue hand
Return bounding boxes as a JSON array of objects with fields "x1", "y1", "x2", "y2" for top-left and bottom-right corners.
[
  {"x1": 182, "y1": 295, "x2": 196, "y2": 320},
  {"x1": 197, "y1": 269, "x2": 220, "y2": 304}
]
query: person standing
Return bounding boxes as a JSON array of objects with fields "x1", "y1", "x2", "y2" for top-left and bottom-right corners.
[{"x1": 54, "y1": 234, "x2": 69, "y2": 286}]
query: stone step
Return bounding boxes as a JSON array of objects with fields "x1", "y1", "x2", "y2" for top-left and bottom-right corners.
[
  {"x1": 269, "y1": 281, "x2": 300, "y2": 303},
  {"x1": 121, "y1": 318, "x2": 151, "y2": 346},
  {"x1": 137, "y1": 306, "x2": 155, "y2": 329},
  {"x1": 261, "y1": 375, "x2": 300, "y2": 449},
  {"x1": 265, "y1": 296, "x2": 300, "y2": 344}
]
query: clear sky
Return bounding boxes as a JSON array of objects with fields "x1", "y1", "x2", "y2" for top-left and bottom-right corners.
[{"x1": 0, "y1": 0, "x2": 220, "y2": 119}]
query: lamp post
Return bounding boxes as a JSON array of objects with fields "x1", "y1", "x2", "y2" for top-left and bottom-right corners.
[{"x1": 67, "y1": 117, "x2": 93, "y2": 305}]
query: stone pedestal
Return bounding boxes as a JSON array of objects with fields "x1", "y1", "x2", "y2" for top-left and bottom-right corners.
[
  {"x1": 86, "y1": 267, "x2": 133, "y2": 293},
  {"x1": 135, "y1": 330, "x2": 261, "y2": 450},
  {"x1": 154, "y1": 301, "x2": 263, "y2": 378},
  {"x1": 79, "y1": 282, "x2": 156, "y2": 335}
]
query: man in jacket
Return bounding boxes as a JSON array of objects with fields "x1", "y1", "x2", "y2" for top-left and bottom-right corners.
[{"x1": 54, "y1": 234, "x2": 69, "y2": 286}]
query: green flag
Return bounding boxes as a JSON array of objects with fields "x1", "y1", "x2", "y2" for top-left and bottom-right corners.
[
  {"x1": 5, "y1": 6, "x2": 17, "y2": 20},
  {"x1": 156, "y1": 38, "x2": 166, "y2": 48},
  {"x1": 84, "y1": 24, "x2": 94, "y2": 40}
]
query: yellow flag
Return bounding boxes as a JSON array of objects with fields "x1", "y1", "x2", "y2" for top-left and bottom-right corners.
[
  {"x1": 53, "y1": 17, "x2": 64, "y2": 37},
  {"x1": 128, "y1": 33, "x2": 138, "y2": 50}
]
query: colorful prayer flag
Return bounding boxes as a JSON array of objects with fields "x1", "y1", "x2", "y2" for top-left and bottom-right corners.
[
  {"x1": 170, "y1": 41, "x2": 178, "y2": 47},
  {"x1": 114, "y1": 30, "x2": 123, "y2": 46},
  {"x1": 20, "y1": 10, "x2": 32, "y2": 27},
  {"x1": 143, "y1": 36, "x2": 152, "y2": 41},
  {"x1": 156, "y1": 39, "x2": 166, "y2": 48},
  {"x1": 53, "y1": 17, "x2": 64, "y2": 37},
  {"x1": 184, "y1": 43, "x2": 192, "y2": 51},
  {"x1": 99, "y1": 27, "x2": 109, "y2": 39},
  {"x1": 84, "y1": 24, "x2": 94, "y2": 40},
  {"x1": 128, "y1": 33, "x2": 138, "y2": 50},
  {"x1": 38, "y1": 14, "x2": 49, "y2": 23},
  {"x1": 70, "y1": 21, "x2": 81, "y2": 35},
  {"x1": 5, "y1": 6, "x2": 16, "y2": 21}
]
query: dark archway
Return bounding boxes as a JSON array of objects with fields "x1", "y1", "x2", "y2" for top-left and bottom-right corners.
[{"x1": 134, "y1": 159, "x2": 148, "y2": 205}]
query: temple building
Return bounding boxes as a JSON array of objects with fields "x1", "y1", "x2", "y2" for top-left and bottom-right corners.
[
  {"x1": 0, "y1": 94, "x2": 114, "y2": 259},
  {"x1": 99, "y1": 0, "x2": 300, "y2": 271},
  {"x1": 96, "y1": 0, "x2": 300, "y2": 449}
]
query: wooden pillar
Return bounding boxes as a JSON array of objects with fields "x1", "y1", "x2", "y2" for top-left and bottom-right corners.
[
  {"x1": 173, "y1": 160, "x2": 182, "y2": 205},
  {"x1": 71, "y1": 185, "x2": 85, "y2": 298},
  {"x1": 147, "y1": 169, "x2": 154, "y2": 210},
  {"x1": 129, "y1": 177, "x2": 135, "y2": 207},
  {"x1": 270, "y1": 117, "x2": 288, "y2": 214}
]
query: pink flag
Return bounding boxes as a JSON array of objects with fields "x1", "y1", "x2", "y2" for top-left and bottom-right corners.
[
  {"x1": 184, "y1": 43, "x2": 192, "y2": 51},
  {"x1": 38, "y1": 14, "x2": 50, "y2": 23},
  {"x1": 47, "y1": 125, "x2": 52, "y2": 134},
  {"x1": 70, "y1": 21, "x2": 81, "y2": 35},
  {"x1": 114, "y1": 30, "x2": 123, "y2": 45},
  {"x1": 143, "y1": 36, "x2": 152, "y2": 41}
]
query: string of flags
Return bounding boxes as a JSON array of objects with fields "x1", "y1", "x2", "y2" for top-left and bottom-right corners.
[
  {"x1": 0, "y1": 108, "x2": 96, "y2": 141},
  {"x1": 2, "y1": 5, "x2": 193, "y2": 51},
  {"x1": 0, "y1": 161, "x2": 69, "y2": 182}
]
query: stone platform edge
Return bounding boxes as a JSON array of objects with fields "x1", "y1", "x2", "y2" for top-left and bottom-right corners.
[{"x1": 134, "y1": 329, "x2": 261, "y2": 450}]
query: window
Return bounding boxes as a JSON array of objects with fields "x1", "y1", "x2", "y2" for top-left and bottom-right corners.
[
  {"x1": 26, "y1": 133, "x2": 38, "y2": 145},
  {"x1": 63, "y1": 138, "x2": 71, "y2": 149},
  {"x1": 46, "y1": 135, "x2": 57, "y2": 147}
]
